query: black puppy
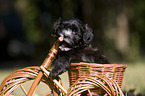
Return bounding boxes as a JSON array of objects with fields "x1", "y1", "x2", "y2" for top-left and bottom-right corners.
[{"x1": 50, "y1": 18, "x2": 109, "y2": 78}]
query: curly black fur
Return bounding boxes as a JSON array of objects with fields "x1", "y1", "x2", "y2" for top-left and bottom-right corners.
[{"x1": 50, "y1": 18, "x2": 109, "y2": 78}]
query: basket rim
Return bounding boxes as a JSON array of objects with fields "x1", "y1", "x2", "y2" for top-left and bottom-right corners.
[{"x1": 70, "y1": 62, "x2": 127, "y2": 68}]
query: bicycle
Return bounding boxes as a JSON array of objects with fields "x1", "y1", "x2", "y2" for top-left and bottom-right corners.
[{"x1": 0, "y1": 37, "x2": 127, "y2": 96}]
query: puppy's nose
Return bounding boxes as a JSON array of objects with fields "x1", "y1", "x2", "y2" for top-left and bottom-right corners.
[{"x1": 58, "y1": 37, "x2": 63, "y2": 42}]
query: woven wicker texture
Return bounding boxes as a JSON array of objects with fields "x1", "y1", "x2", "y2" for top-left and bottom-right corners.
[
  {"x1": 68, "y1": 63, "x2": 127, "y2": 96},
  {"x1": 0, "y1": 66, "x2": 63, "y2": 96},
  {"x1": 67, "y1": 75, "x2": 124, "y2": 96}
]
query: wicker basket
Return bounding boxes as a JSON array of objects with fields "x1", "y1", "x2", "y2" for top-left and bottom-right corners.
[{"x1": 68, "y1": 62, "x2": 127, "y2": 95}]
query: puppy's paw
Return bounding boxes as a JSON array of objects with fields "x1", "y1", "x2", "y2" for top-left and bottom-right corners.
[
  {"x1": 49, "y1": 72, "x2": 60, "y2": 81},
  {"x1": 49, "y1": 71, "x2": 58, "y2": 79}
]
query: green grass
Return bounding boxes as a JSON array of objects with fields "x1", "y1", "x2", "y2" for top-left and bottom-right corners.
[
  {"x1": 122, "y1": 62, "x2": 145, "y2": 95},
  {"x1": 0, "y1": 63, "x2": 145, "y2": 95}
]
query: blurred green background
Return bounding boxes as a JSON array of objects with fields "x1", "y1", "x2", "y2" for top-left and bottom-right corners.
[{"x1": 0, "y1": 0, "x2": 145, "y2": 95}]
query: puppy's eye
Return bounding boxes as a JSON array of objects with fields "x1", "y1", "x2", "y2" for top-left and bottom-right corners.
[
  {"x1": 71, "y1": 25, "x2": 78, "y2": 32},
  {"x1": 73, "y1": 32, "x2": 77, "y2": 35}
]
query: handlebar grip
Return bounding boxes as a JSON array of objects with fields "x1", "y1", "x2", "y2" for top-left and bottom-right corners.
[{"x1": 42, "y1": 37, "x2": 63, "y2": 69}]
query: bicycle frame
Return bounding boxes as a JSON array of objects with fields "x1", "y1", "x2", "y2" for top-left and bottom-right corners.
[
  {"x1": 0, "y1": 36, "x2": 126, "y2": 96},
  {"x1": 26, "y1": 37, "x2": 67, "y2": 96}
]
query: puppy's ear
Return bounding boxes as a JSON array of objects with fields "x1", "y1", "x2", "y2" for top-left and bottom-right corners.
[
  {"x1": 52, "y1": 18, "x2": 62, "y2": 37},
  {"x1": 53, "y1": 17, "x2": 62, "y2": 28},
  {"x1": 83, "y1": 24, "x2": 93, "y2": 45}
]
